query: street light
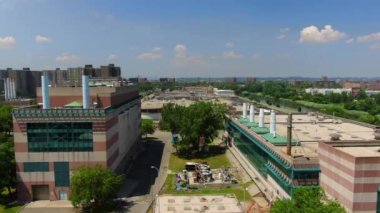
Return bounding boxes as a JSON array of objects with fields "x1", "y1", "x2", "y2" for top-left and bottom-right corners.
[{"x1": 243, "y1": 187, "x2": 248, "y2": 212}]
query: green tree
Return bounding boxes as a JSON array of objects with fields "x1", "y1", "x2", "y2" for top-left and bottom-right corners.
[
  {"x1": 70, "y1": 166, "x2": 123, "y2": 212},
  {"x1": 141, "y1": 119, "x2": 155, "y2": 139},
  {"x1": 271, "y1": 188, "x2": 345, "y2": 213},
  {"x1": 0, "y1": 141, "x2": 16, "y2": 198},
  {"x1": 0, "y1": 105, "x2": 13, "y2": 136},
  {"x1": 160, "y1": 102, "x2": 227, "y2": 153}
]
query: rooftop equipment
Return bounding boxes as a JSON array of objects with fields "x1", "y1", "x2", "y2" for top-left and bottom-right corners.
[
  {"x1": 82, "y1": 75, "x2": 90, "y2": 109},
  {"x1": 287, "y1": 113, "x2": 293, "y2": 155},
  {"x1": 249, "y1": 105, "x2": 255, "y2": 123},
  {"x1": 259, "y1": 108, "x2": 264, "y2": 127},
  {"x1": 41, "y1": 74, "x2": 50, "y2": 109},
  {"x1": 242, "y1": 103, "x2": 247, "y2": 118}
]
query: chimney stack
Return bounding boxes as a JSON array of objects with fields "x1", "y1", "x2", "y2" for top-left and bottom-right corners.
[
  {"x1": 259, "y1": 108, "x2": 264, "y2": 127},
  {"x1": 41, "y1": 74, "x2": 50, "y2": 109},
  {"x1": 82, "y1": 75, "x2": 90, "y2": 109},
  {"x1": 4, "y1": 79, "x2": 8, "y2": 101},
  {"x1": 12, "y1": 79, "x2": 16, "y2": 99},
  {"x1": 270, "y1": 110, "x2": 276, "y2": 137},
  {"x1": 6, "y1": 78, "x2": 11, "y2": 100},
  {"x1": 249, "y1": 105, "x2": 255, "y2": 123},
  {"x1": 286, "y1": 113, "x2": 293, "y2": 155},
  {"x1": 242, "y1": 103, "x2": 247, "y2": 118}
]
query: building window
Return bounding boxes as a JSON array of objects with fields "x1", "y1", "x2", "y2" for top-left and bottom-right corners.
[
  {"x1": 54, "y1": 162, "x2": 70, "y2": 187},
  {"x1": 27, "y1": 122, "x2": 93, "y2": 152},
  {"x1": 24, "y1": 162, "x2": 49, "y2": 172}
]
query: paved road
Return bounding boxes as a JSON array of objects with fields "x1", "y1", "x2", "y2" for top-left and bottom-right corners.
[{"x1": 120, "y1": 130, "x2": 172, "y2": 212}]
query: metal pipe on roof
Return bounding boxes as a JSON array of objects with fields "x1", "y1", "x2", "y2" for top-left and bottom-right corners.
[
  {"x1": 12, "y1": 79, "x2": 16, "y2": 99},
  {"x1": 4, "y1": 78, "x2": 8, "y2": 101},
  {"x1": 259, "y1": 108, "x2": 264, "y2": 127},
  {"x1": 41, "y1": 74, "x2": 50, "y2": 109},
  {"x1": 287, "y1": 113, "x2": 293, "y2": 155},
  {"x1": 249, "y1": 105, "x2": 254, "y2": 123},
  {"x1": 242, "y1": 103, "x2": 247, "y2": 118},
  {"x1": 6, "y1": 78, "x2": 11, "y2": 100},
  {"x1": 270, "y1": 110, "x2": 276, "y2": 137},
  {"x1": 82, "y1": 75, "x2": 90, "y2": 109}
]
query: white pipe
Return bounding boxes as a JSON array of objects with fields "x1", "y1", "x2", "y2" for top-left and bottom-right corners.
[
  {"x1": 82, "y1": 75, "x2": 90, "y2": 109},
  {"x1": 259, "y1": 108, "x2": 264, "y2": 128},
  {"x1": 4, "y1": 79, "x2": 8, "y2": 100},
  {"x1": 41, "y1": 75, "x2": 50, "y2": 109},
  {"x1": 249, "y1": 105, "x2": 254, "y2": 123},
  {"x1": 12, "y1": 79, "x2": 16, "y2": 99},
  {"x1": 242, "y1": 103, "x2": 247, "y2": 118},
  {"x1": 270, "y1": 110, "x2": 276, "y2": 137},
  {"x1": 9, "y1": 79, "x2": 14, "y2": 99},
  {"x1": 7, "y1": 78, "x2": 12, "y2": 100}
]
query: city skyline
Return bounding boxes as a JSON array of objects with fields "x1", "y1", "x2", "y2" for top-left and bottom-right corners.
[{"x1": 1, "y1": 0, "x2": 380, "y2": 78}]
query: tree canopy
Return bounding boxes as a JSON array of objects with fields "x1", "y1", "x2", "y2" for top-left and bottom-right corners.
[
  {"x1": 141, "y1": 119, "x2": 155, "y2": 139},
  {"x1": 270, "y1": 188, "x2": 346, "y2": 213},
  {"x1": 160, "y1": 101, "x2": 227, "y2": 153},
  {"x1": 70, "y1": 166, "x2": 123, "y2": 212},
  {"x1": 0, "y1": 140, "x2": 16, "y2": 197}
]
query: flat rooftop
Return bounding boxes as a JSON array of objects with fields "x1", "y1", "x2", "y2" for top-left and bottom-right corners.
[
  {"x1": 155, "y1": 195, "x2": 243, "y2": 213},
  {"x1": 337, "y1": 146, "x2": 380, "y2": 157},
  {"x1": 233, "y1": 112, "x2": 377, "y2": 159}
]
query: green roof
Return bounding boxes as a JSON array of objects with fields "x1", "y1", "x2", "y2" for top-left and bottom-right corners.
[
  {"x1": 238, "y1": 117, "x2": 250, "y2": 123},
  {"x1": 262, "y1": 133, "x2": 298, "y2": 146},
  {"x1": 250, "y1": 126, "x2": 270, "y2": 134},
  {"x1": 246, "y1": 122, "x2": 258, "y2": 127},
  {"x1": 64, "y1": 101, "x2": 83, "y2": 108}
]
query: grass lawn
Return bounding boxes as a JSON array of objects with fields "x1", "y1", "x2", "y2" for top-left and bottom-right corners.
[
  {"x1": 163, "y1": 145, "x2": 252, "y2": 201},
  {"x1": 0, "y1": 188, "x2": 22, "y2": 213},
  {"x1": 161, "y1": 174, "x2": 251, "y2": 201},
  {"x1": 169, "y1": 148, "x2": 231, "y2": 172}
]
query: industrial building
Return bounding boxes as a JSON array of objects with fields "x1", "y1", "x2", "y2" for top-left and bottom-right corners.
[
  {"x1": 319, "y1": 139, "x2": 380, "y2": 213},
  {"x1": 226, "y1": 103, "x2": 378, "y2": 200},
  {"x1": 13, "y1": 74, "x2": 141, "y2": 201}
]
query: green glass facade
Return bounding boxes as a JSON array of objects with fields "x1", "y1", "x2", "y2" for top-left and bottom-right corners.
[
  {"x1": 23, "y1": 162, "x2": 49, "y2": 172},
  {"x1": 227, "y1": 119, "x2": 320, "y2": 196},
  {"x1": 54, "y1": 162, "x2": 70, "y2": 187},
  {"x1": 27, "y1": 122, "x2": 93, "y2": 152}
]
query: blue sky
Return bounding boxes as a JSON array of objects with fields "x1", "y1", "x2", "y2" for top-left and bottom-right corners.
[{"x1": 0, "y1": 0, "x2": 380, "y2": 78}]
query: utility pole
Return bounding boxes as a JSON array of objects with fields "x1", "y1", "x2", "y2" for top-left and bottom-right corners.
[{"x1": 287, "y1": 113, "x2": 292, "y2": 156}]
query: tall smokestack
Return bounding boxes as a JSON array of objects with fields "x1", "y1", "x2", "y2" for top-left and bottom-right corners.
[
  {"x1": 287, "y1": 113, "x2": 293, "y2": 155},
  {"x1": 82, "y1": 75, "x2": 90, "y2": 109},
  {"x1": 12, "y1": 79, "x2": 16, "y2": 99},
  {"x1": 249, "y1": 105, "x2": 254, "y2": 123},
  {"x1": 4, "y1": 79, "x2": 8, "y2": 101},
  {"x1": 41, "y1": 75, "x2": 50, "y2": 109},
  {"x1": 242, "y1": 103, "x2": 247, "y2": 118},
  {"x1": 259, "y1": 108, "x2": 264, "y2": 127},
  {"x1": 270, "y1": 110, "x2": 276, "y2": 137},
  {"x1": 6, "y1": 78, "x2": 11, "y2": 100},
  {"x1": 9, "y1": 79, "x2": 14, "y2": 99}
]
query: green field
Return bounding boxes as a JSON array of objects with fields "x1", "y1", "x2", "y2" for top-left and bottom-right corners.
[
  {"x1": 169, "y1": 150, "x2": 232, "y2": 172},
  {"x1": 163, "y1": 146, "x2": 252, "y2": 201},
  {"x1": 161, "y1": 174, "x2": 252, "y2": 201}
]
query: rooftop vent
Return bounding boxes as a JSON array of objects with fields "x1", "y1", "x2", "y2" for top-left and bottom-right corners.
[{"x1": 330, "y1": 133, "x2": 341, "y2": 141}]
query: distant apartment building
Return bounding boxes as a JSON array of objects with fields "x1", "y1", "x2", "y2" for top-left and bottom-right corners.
[
  {"x1": 313, "y1": 76, "x2": 336, "y2": 88},
  {"x1": 213, "y1": 88, "x2": 235, "y2": 97},
  {"x1": 246, "y1": 77, "x2": 256, "y2": 84},
  {"x1": 226, "y1": 77, "x2": 237, "y2": 83},
  {"x1": 13, "y1": 74, "x2": 141, "y2": 201},
  {"x1": 319, "y1": 139, "x2": 380, "y2": 213},
  {"x1": 159, "y1": 78, "x2": 175, "y2": 83}
]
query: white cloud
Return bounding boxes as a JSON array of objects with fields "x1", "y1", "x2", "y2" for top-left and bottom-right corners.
[
  {"x1": 56, "y1": 54, "x2": 80, "y2": 62},
  {"x1": 251, "y1": 53, "x2": 261, "y2": 60},
  {"x1": 174, "y1": 44, "x2": 187, "y2": 58},
  {"x1": 346, "y1": 38, "x2": 354, "y2": 44},
  {"x1": 280, "y1": 28, "x2": 290, "y2": 33},
  {"x1": 108, "y1": 54, "x2": 117, "y2": 60},
  {"x1": 299, "y1": 25, "x2": 346, "y2": 43},
  {"x1": 222, "y1": 51, "x2": 241, "y2": 59},
  {"x1": 370, "y1": 44, "x2": 380, "y2": 50},
  {"x1": 0, "y1": 36, "x2": 16, "y2": 48},
  {"x1": 35, "y1": 35, "x2": 52, "y2": 43},
  {"x1": 357, "y1": 32, "x2": 380, "y2": 42},
  {"x1": 225, "y1": 42, "x2": 235, "y2": 48},
  {"x1": 137, "y1": 47, "x2": 162, "y2": 60},
  {"x1": 276, "y1": 34, "x2": 286, "y2": 40}
]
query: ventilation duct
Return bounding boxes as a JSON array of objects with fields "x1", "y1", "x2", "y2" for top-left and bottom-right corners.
[
  {"x1": 259, "y1": 108, "x2": 264, "y2": 127},
  {"x1": 249, "y1": 105, "x2": 255, "y2": 123},
  {"x1": 82, "y1": 75, "x2": 90, "y2": 109}
]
